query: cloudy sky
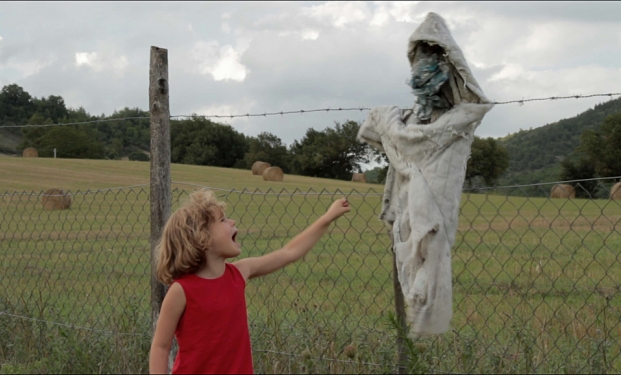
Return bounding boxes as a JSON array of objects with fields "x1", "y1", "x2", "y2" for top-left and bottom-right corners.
[{"x1": 1, "y1": 1, "x2": 620, "y2": 148}]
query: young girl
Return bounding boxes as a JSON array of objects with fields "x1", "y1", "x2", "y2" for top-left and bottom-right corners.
[{"x1": 149, "y1": 189, "x2": 351, "y2": 374}]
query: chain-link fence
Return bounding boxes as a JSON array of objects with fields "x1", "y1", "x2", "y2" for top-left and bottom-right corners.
[{"x1": 1, "y1": 178, "x2": 620, "y2": 373}]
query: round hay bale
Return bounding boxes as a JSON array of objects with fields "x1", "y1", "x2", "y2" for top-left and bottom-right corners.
[
  {"x1": 263, "y1": 167, "x2": 284, "y2": 182},
  {"x1": 550, "y1": 184, "x2": 575, "y2": 199},
  {"x1": 252, "y1": 161, "x2": 271, "y2": 175},
  {"x1": 351, "y1": 173, "x2": 367, "y2": 183},
  {"x1": 23, "y1": 148, "x2": 38, "y2": 158},
  {"x1": 41, "y1": 188, "x2": 72, "y2": 210},
  {"x1": 610, "y1": 182, "x2": 621, "y2": 200},
  {"x1": 251, "y1": 161, "x2": 263, "y2": 174}
]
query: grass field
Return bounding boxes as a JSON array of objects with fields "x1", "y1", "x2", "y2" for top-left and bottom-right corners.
[{"x1": 1, "y1": 158, "x2": 620, "y2": 374}]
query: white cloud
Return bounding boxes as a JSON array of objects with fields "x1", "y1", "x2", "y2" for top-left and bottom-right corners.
[
  {"x1": 191, "y1": 38, "x2": 251, "y2": 82},
  {"x1": 488, "y1": 64, "x2": 526, "y2": 83},
  {"x1": 75, "y1": 52, "x2": 97, "y2": 67},
  {"x1": 211, "y1": 46, "x2": 247, "y2": 81},
  {"x1": 0, "y1": 36, "x2": 3, "y2": 42},
  {"x1": 452, "y1": 13, "x2": 621, "y2": 74},
  {"x1": 387, "y1": 2, "x2": 421, "y2": 23},
  {"x1": 1, "y1": 58, "x2": 56, "y2": 78},
  {"x1": 2, "y1": 1, "x2": 621, "y2": 144},
  {"x1": 301, "y1": 29, "x2": 319, "y2": 41},
  {"x1": 112, "y1": 55, "x2": 128, "y2": 71},
  {"x1": 370, "y1": 11, "x2": 389, "y2": 27},
  {"x1": 488, "y1": 65, "x2": 621, "y2": 98},
  {"x1": 23, "y1": 60, "x2": 54, "y2": 77},
  {"x1": 74, "y1": 51, "x2": 128, "y2": 74},
  {"x1": 304, "y1": 2, "x2": 370, "y2": 28},
  {"x1": 274, "y1": 29, "x2": 319, "y2": 41},
  {"x1": 513, "y1": 20, "x2": 617, "y2": 68},
  {"x1": 368, "y1": 2, "x2": 425, "y2": 27}
]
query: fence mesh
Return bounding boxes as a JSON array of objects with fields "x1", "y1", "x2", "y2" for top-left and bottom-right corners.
[{"x1": 1, "y1": 179, "x2": 620, "y2": 374}]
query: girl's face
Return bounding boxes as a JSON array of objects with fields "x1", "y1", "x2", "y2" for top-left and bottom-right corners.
[{"x1": 209, "y1": 212, "x2": 241, "y2": 258}]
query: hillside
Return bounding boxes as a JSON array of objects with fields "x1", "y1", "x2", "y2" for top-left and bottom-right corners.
[{"x1": 497, "y1": 97, "x2": 621, "y2": 186}]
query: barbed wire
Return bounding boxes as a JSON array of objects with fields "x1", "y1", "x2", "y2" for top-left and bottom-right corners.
[
  {"x1": 170, "y1": 107, "x2": 372, "y2": 120},
  {"x1": 492, "y1": 92, "x2": 621, "y2": 105},
  {"x1": 463, "y1": 175, "x2": 621, "y2": 192},
  {"x1": 0, "y1": 116, "x2": 150, "y2": 129},
  {"x1": 1, "y1": 92, "x2": 619, "y2": 129},
  {"x1": 0, "y1": 311, "x2": 147, "y2": 336},
  {"x1": 170, "y1": 92, "x2": 621, "y2": 119}
]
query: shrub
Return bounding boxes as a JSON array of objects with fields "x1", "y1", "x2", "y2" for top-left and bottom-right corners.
[{"x1": 129, "y1": 151, "x2": 149, "y2": 162}]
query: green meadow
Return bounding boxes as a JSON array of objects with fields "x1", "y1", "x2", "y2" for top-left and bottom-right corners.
[{"x1": 1, "y1": 158, "x2": 620, "y2": 374}]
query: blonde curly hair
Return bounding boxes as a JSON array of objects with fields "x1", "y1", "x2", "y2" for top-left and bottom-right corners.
[{"x1": 155, "y1": 189, "x2": 227, "y2": 285}]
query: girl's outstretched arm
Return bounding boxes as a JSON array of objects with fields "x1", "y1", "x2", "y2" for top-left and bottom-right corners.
[
  {"x1": 149, "y1": 282, "x2": 186, "y2": 374},
  {"x1": 233, "y1": 198, "x2": 351, "y2": 281}
]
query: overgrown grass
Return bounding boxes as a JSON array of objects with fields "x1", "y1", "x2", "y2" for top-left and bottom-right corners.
[
  {"x1": 0, "y1": 296, "x2": 150, "y2": 374},
  {"x1": 1, "y1": 159, "x2": 620, "y2": 373}
]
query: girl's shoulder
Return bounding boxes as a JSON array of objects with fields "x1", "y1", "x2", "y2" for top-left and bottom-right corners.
[
  {"x1": 161, "y1": 281, "x2": 186, "y2": 309},
  {"x1": 172, "y1": 273, "x2": 197, "y2": 287},
  {"x1": 226, "y1": 262, "x2": 240, "y2": 274},
  {"x1": 226, "y1": 262, "x2": 246, "y2": 284}
]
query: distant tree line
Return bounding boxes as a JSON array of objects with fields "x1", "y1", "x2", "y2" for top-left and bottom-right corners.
[
  {"x1": 560, "y1": 112, "x2": 621, "y2": 197},
  {"x1": 0, "y1": 84, "x2": 510, "y2": 184},
  {"x1": 0, "y1": 84, "x2": 372, "y2": 180},
  {"x1": 169, "y1": 116, "x2": 372, "y2": 180}
]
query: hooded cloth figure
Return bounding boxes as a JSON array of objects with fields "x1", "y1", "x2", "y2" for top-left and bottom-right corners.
[{"x1": 357, "y1": 13, "x2": 494, "y2": 336}]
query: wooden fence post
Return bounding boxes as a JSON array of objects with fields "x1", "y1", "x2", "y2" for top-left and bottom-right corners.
[
  {"x1": 391, "y1": 229, "x2": 408, "y2": 374},
  {"x1": 149, "y1": 45, "x2": 172, "y2": 366}
]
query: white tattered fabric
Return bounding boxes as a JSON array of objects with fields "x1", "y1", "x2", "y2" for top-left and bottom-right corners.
[{"x1": 357, "y1": 13, "x2": 494, "y2": 336}]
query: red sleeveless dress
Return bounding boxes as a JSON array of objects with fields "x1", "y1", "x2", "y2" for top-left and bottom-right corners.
[{"x1": 171, "y1": 263, "x2": 253, "y2": 374}]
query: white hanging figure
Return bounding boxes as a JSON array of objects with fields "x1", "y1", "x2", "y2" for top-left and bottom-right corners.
[{"x1": 357, "y1": 13, "x2": 494, "y2": 336}]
